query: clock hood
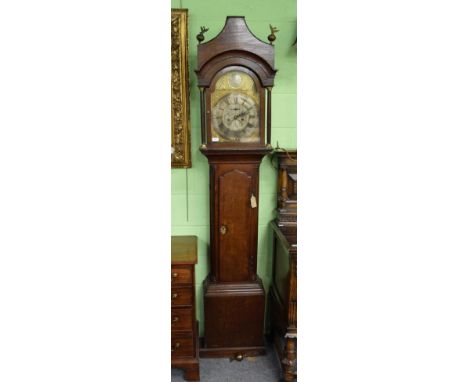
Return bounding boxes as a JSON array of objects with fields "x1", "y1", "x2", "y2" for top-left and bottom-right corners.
[{"x1": 196, "y1": 16, "x2": 277, "y2": 88}]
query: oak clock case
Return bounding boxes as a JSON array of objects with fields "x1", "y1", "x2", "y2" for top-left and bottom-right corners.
[{"x1": 195, "y1": 16, "x2": 277, "y2": 359}]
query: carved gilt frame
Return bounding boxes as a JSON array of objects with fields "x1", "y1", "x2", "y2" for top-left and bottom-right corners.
[{"x1": 171, "y1": 9, "x2": 191, "y2": 168}]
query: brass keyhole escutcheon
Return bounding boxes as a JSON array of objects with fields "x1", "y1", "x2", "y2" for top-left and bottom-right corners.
[
  {"x1": 172, "y1": 316, "x2": 179, "y2": 323},
  {"x1": 220, "y1": 225, "x2": 227, "y2": 235},
  {"x1": 171, "y1": 293, "x2": 178, "y2": 300}
]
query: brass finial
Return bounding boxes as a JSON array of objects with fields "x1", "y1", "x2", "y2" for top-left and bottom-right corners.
[
  {"x1": 268, "y1": 24, "x2": 279, "y2": 45},
  {"x1": 196, "y1": 26, "x2": 209, "y2": 44}
]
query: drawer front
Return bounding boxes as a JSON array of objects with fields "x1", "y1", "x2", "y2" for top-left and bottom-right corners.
[
  {"x1": 171, "y1": 266, "x2": 192, "y2": 285},
  {"x1": 171, "y1": 307, "x2": 193, "y2": 332},
  {"x1": 171, "y1": 335, "x2": 194, "y2": 358},
  {"x1": 171, "y1": 287, "x2": 193, "y2": 306}
]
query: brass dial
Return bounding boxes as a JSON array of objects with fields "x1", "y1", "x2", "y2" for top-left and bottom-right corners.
[
  {"x1": 210, "y1": 70, "x2": 260, "y2": 143},
  {"x1": 212, "y1": 93, "x2": 259, "y2": 141}
]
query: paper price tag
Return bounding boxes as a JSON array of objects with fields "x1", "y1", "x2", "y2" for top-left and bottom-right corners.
[{"x1": 250, "y1": 194, "x2": 257, "y2": 208}]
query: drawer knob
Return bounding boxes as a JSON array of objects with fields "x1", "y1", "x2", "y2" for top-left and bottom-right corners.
[
  {"x1": 172, "y1": 316, "x2": 179, "y2": 323},
  {"x1": 220, "y1": 225, "x2": 227, "y2": 235},
  {"x1": 171, "y1": 342, "x2": 180, "y2": 352},
  {"x1": 171, "y1": 293, "x2": 178, "y2": 300},
  {"x1": 172, "y1": 272, "x2": 179, "y2": 278}
]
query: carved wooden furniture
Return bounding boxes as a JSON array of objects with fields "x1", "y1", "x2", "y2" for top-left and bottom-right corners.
[
  {"x1": 270, "y1": 150, "x2": 297, "y2": 381},
  {"x1": 196, "y1": 16, "x2": 277, "y2": 359},
  {"x1": 270, "y1": 222, "x2": 297, "y2": 381},
  {"x1": 275, "y1": 149, "x2": 297, "y2": 234},
  {"x1": 171, "y1": 236, "x2": 199, "y2": 381},
  {"x1": 171, "y1": 9, "x2": 191, "y2": 168}
]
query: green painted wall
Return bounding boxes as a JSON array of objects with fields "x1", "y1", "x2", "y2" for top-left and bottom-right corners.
[{"x1": 171, "y1": 0, "x2": 296, "y2": 336}]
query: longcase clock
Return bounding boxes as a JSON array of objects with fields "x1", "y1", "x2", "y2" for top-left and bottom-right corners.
[{"x1": 195, "y1": 16, "x2": 277, "y2": 359}]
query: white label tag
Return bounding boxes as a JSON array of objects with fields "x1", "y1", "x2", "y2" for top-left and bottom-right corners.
[
  {"x1": 250, "y1": 194, "x2": 257, "y2": 208},
  {"x1": 212, "y1": 137, "x2": 219, "y2": 142}
]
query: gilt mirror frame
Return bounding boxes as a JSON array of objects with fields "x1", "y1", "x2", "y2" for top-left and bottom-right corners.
[{"x1": 171, "y1": 8, "x2": 191, "y2": 168}]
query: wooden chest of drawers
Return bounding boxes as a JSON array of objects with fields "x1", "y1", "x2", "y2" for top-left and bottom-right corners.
[{"x1": 171, "y1": 236, "x2": 199, "y2": 381}]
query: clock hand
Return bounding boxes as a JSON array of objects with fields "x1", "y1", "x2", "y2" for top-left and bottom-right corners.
[{"x1": 233, "y1": 107, "x2": 252, "y2": 120}]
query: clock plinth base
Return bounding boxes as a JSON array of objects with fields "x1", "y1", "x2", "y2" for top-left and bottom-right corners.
[{"x1": 201, "y1": 276, "x2": 266, "y2": 356}]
